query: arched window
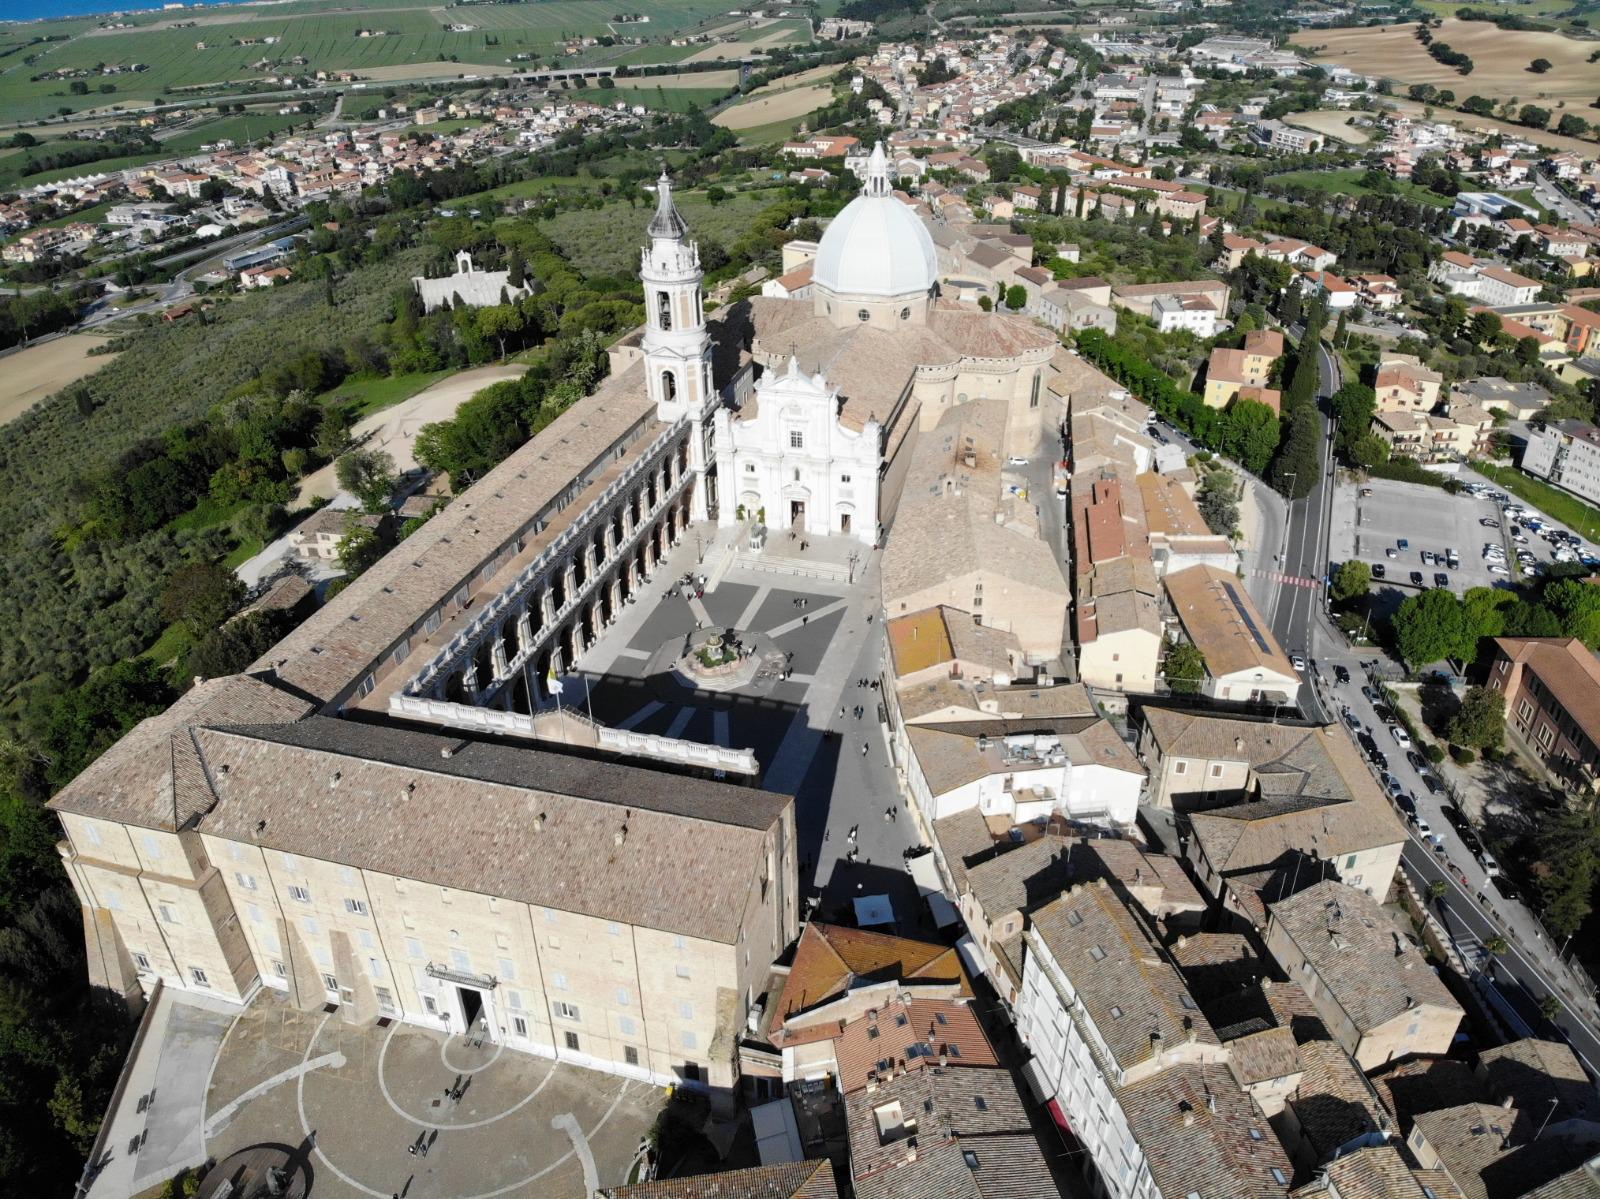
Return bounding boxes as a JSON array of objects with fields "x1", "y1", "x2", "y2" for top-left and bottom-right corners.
[
  {"x1": 1030, "y1": 372, "x2": 1041, "y2": 409},
  {"x1": 857, "y1": 309, "x2": 870, "y2": 322},
  {"x1": 900, "y1": 307, "x2": 910, "y2": 320},
  {"x1": 661, "y1": 370, "x2": 677, "y2": 403},
  {"x1": 656, "y1": 291, "x2": 672, "y2": 331}
]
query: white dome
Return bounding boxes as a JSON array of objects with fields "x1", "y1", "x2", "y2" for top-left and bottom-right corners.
[{"x1": 813, "y1": 145, "x2": 937, "y2": 299}]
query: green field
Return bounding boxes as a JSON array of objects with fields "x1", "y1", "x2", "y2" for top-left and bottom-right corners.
[
  {"x1": 160, "y1": 109, "x2": 315, "y2": 153},
  {"x1": 322, "y1": 369, "x2": 450, "y2": 420},
  {"x1": 572, "y1": 84, "x2": 726, "y2": 111},
  {"x1": 733, "y1": 113, "x2": 814, "y2": 144},
  {"x1": 1266, "y1": 167, "x2": 1454, "y2": 209},
  {"x1": 1474, "y1": 461, "x2": 1600, "y2": 540},
  {"x1": 541, "y1": 185, "x2": 788, "y2": 275},
  {"x1": 0, "y1": 0, "x2": 761, "y2": 123}
]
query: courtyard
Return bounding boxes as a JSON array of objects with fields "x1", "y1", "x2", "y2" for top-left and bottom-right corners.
[{"x1": 197, "y1": 987, "x2": 663, "y2": 1199}]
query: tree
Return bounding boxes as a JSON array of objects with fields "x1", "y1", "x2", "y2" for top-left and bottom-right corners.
[
  {"x1": 1462, "y1": 585, "x2": 1514, "y2": 644},
  {"x1": 1529, "y1": 58, "x2": 1552, "y2": 74},
  {"x1": 336, "y1": 517, "x2": 387, "y2": 575},
  {"x1": 1221, "y1": 399, "x2": 1281, "y2": 475},
  {"x1": 1468, "y1": 310, "x2": 1502, "y2": 344},
  {"x1": 1518, "y1": 104, "x2": 1551, "y2": 130},
  {"x1": 1332, "y1": 559, "x2": 1371, "y2": 602},
  {"x1": 1485, "y1": 935, "x2": 1509, "y2": 955},
  {"x1": 1393, "y1": 587, "x2": 1469, "y2": 670},
  {"x1": 1534, "y1": 802, "x2": 1600, "y2": 940},
  {"x1": 1427, "y1": 879, "x2": 1448, "y2": 903},
  {"x1": 1448, "y1": 685, "x2": 1505, "y2": 750},
  {"x1": 1330, "y1": 382, "x2": 1376, "y2": 457},
  {"x1": 1004, "y1": 284, "x2": 1028, "y2": 311},
  {"x1": 1197, "y1": 469, "x2": 1239, "y2": 534},
  {"x1": 1163, "y1": 641, "x2": 1206, "y2": 694},
  {"x1": 1544, "y1": 577, "x2": 1600, "y2": 648},
  {"x1": 705, "y1": 185, "x2": 727, "y2": 206},
  {"x1": 184, "y1": 609, "x2": 293, "y2": 681},
  {"x1": 1556, "y1": 114, "x2": 1591, "y2": 138},
  {"x1": 978, "y1": 295, "x2": 993, "y2": 312},
  {"x1": 160, "y1": 560, "x2": 245, "y2": 638},
  {"x1": 1540, "y1": 993, "x2": 1563, "y2": 1023},
  {"x1": 36, "y1": 657, "x2": 176, "y2": 787},
  {"x1": 335, "y1": 449, "x2": 398, "y2": 513}
]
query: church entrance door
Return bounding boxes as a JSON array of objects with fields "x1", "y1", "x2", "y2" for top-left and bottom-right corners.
[
  {"x1": 790, "y1": 500, "x2": 805, "y2": 528},
  {"x1": 839, "y1": 513, "x2": 851, "y2": 534}
]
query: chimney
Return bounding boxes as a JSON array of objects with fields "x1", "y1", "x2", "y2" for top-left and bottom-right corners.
[
  {"x1": 1150, "y1": 1031, "x2": 1164, "y2": 1056},
  {"x1": 533, "y1": 812, "x2": 546, "y2": 832},
  {"x1": 440, "y1": 746, "x2": 454, "y2": 759},
  {"x1": 615, "y1": 824, "x2": 628, "y2": 847},
  {"x1": 1234, "y1": 736, "x2": 1244, "y2": 751}
]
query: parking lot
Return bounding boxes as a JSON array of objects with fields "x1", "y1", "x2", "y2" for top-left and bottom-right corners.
[
  {"x1": 1330, "y1": 476, "x2": 1506, "y2": 596},
  {"x1": 1329, "y1": 473, "x2": 1600, "y2": 599}
]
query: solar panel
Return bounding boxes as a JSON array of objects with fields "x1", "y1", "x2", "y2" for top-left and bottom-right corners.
[{"x1": 1223, "y1": 581, "x2": 1274, "y2": 654}]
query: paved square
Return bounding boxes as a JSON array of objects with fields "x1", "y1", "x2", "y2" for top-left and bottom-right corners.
[{"x1": 201, "y1": 989, "x2": 661, "y2": 1199}]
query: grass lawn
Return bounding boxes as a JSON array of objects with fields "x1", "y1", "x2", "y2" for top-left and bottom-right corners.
[
  {"x1": 733, "y1": 114, "x2": 811, "y2": 144},
  {"x1": 571, "y1": 84, "x2": 726, "y2": 112},
  {"x1": 223, "y1": 536, "x2": 266, "y2": 571},
  {"x1": 161, "y1": 110, "x2": 315, "y2": 154},
  {"x1": 140, "y1": 622, "x2": 193, "y2": 668},
  {"x1": 1473, "y1": 462, "x2": 1600, "y2": 539},
  {"x1": 1267, "y1": 167, "x2": 1453, "y2": 209},
  {"x1": 322, "y1": 369, "x2": 450, "y2": 420},
  {"x1": 542, "y1": 185, "x2": 786, "y2": 275}
]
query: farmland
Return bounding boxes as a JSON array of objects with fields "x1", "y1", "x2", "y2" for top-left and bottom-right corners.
[
  {"x1": 541, "y1": 185, "x2": 789, "y2": 275},
  {"x1": 0, "y1": 0, "x2": 774, "y2": 124},
  {"x1": 0, "y1": 333, "x2": 116, "y2": 428},
  {"x1": 573, "y1": 84, "x2": 729, "y2": 112},
  {"x1": 713, "y1": 84, "x2": 833, "y2": 130},
  {"x1": 1282, "y1": 109, "x2": 1372, "y2": 145},
  {"x1": 1306, "y1": 19, "x2": 1600, "y2": 113}
]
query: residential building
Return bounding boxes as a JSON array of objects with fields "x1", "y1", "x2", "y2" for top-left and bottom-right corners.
[
  {"x1": 1202, "y1": 329, "x2": 1285, "y2": 410},
  {"x1": 1016, "y1": 880, "x2": 1293, "y2": 1199},
  {"x1": 1404, "y1": 1102, "x2": 1600, "y2": 1199},
  {"x1": 1454, "y1": 376, "x2": 1547, "y2": 419},
  {"x1": 285, "y1": 507, "x2": 382, "y2": 561},
  {"x1": 1521, "y1": 421, "x2": 1600, "y2": 508},
  {"x1": 1162, "y1": 564, "x2": 1301, "y2": 707},
  {"x1": 1373, "y1": 354, "x2": 1444, "y2": 414},
  {"x1": 1264, "y1": 881, "x2": 1464, "y2": 1070},
  {"x1": 601, "y1": 1161, "x2": 839, "y2": 1198},
  {"x1": 1488, "y1": 636, "x2": 1600, "y2": 790},
  {"x1": 1252, "y1": 119, "x2": 1324, "y2": 153}
]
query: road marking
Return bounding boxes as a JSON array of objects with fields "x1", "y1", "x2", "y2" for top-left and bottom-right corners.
[
  {"x1": 204, "y1": 1051, "x2": 346, "y2": 1136},
  {"x1": 553, "y1": 1112, "x2": 599, "y2": 1195}
]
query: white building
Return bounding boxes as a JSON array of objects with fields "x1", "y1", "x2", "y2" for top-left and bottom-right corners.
[
  {"x1": 1151, "y1": 293, "x2": 1219, "y2": 336},
  {"x1": 1522, "y1": 420, "x2": 1600, "y2": 507},
  {"x1": 715, "y1": 356, "x2": 882, "y2": 542},
  {"x1": 412, "y1": 250, "x2": 535, "y2": 313}
]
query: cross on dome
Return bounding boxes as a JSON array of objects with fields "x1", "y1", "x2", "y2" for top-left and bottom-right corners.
[
  {"x1": 864, "y1": 141, "x2": 892, "y2": 198},
  {"x1": 648, "y1": 169, "x2": 688, "y2": 240}
]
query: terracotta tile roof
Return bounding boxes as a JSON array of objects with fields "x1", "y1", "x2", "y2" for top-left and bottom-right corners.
[
  {"x1": 1117, "y1": 1062, "x2": 1292, "y2": 1199},
  {"x1": 771, "y1": 924, "x2": 970, "y2": 1037},
  {"x1": 1368, "y1": 1056, "x2": 1483, "y2": 1133},
  {"x1": 1268, "y1": 881, "x2": 1461, "y2": 1033},
  {"x1": 184, "y1": 717, "x2": 789, "y2": 943},
  {"x1": 1137, "y1": 471, "x2": 1211, "y2": 538},
  {"x1": 1164, "y1": 564, "x2": 1299, "y2": 682},
  {"x1": 1171, "y1": 931, "x2": 1267, "y2": 1001},
  {"x1": 1074, "y1": 838, "x2": 1206, "y2": 917},
  {"x1": 844, "y1": 1067, "x2": 1054, "y2": 1198},
  {"x1": 962, "y1": 835, "x2": 1076, "y2": 920},
  {"x1": 49, "y1": 674, "x2": 314, "y2": 831},
  {"x1": 1286, "y1": 1039, "x2": 1388, "y2": 1157},
  {"x1": 1028, "y1": 880, "x2": 1217, "y2": 1073},
  {"x1": 887, "y1": 608, "x2": 956, "y2": 676},
  {"x1": 1492, "y1": 638, "x2": 1600, "y2": 747},
  {"x1": 1290, "y1": 1143, "x2": 1454, "y2": 1199},
  {"x1": 1226, "y1": 1025, "x2": 1303, "y2": 1086},
  {"x1": 602, "y1": 1161, "x2": 839, "y2": 1199},
  {"x1": 932, "y1": 807, "x2": 996, "y2": 894},
  {"x1": 1477, "y1": 1038, "x2": 1595, "y2": 1121},
  {"x1": 834, "y1": 997, "x2": 998, "y2": 1092}
]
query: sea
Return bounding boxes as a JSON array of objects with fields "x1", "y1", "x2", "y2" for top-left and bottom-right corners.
[{"x1": 6, "y1": 0, "x2": 259, "y2": 22}]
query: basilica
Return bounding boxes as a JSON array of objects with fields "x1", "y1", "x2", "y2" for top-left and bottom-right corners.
[{"x1": 617, "y1": 140, "x2": 1061, "y2": 548}]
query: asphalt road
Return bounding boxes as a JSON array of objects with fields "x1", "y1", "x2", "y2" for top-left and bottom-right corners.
[
  {"x1": 1312, "y1": 657, "x2": 1600, "y2": 1077},
  {"x1": 1268, "y1": 336, "x2": 1340, "y2": 722}
]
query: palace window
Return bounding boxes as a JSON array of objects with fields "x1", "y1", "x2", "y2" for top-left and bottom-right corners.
[
  {"x1": 656, "y1": 291, "x2": 672, "y2": 331},
  {"x1": 513, "y1": 1016, "x2": 528, "y2": 1038},
  {"x1": 625, "y1": 1046, "x2": 640, "y2": 1066},
  {"x1": 789, "y1": 431, "x2": 804, "y2": 449},
  {"x1": 661, "y1": 370, "x2": 676, "y2": 403},
  {"x1": 133, "y1": 952, "x2": 152, "y2": 972},
  {"x1": 857, "y1": 309, "x2": 869, "y2": 322},
  {"x1": 288, "y1": 885, "x2": 311, "y2": 904},
  {"x1": 564, "y1": 1031, "x2": 580, "y2": 1051},
  {"x1": 322, "y1": 974, "x2": 339, "y2": 993},
  {"x1": 190, "y1": 967, "x2": 209, "y2": 987},
  {"x1": 344, "y1": 898, "x2": 368, "y2": 916}
]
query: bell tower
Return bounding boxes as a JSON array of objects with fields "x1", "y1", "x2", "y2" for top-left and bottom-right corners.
[{"x1": 641, "y1": 171, "x2": 717, "y2": 519}]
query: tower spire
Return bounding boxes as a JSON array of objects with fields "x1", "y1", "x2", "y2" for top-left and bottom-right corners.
[
  {"x1": 865, "y1": 142, "x2": 891, "y2": 198},
  {"x1": 648, "y1": 169, "x2": 688, "y2": 240}
]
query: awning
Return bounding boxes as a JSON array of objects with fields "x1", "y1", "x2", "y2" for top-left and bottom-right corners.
[
  {"x1": 853, "y1": 894, "x2": 895, "y2": 927},
  {"x1": 955, "y1": 933, "x2": 985, "y2": 978},
  {"x1": 1047, "y1": 1099, "x2": 1073, "y2": 1134},
  {"x1": 909, "y1": 855, "x2": 960, "y2": 928},
  {"x1": 1020, "y1": 1057, "x2": 1055, "y2": 1104}
]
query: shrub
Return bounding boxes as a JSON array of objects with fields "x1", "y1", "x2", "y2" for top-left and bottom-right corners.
[
  {"x1": 1450, "y1": 745, "x2": 1477, "y2": 765},
  {"x1": 1425, "y1": 743, "x2": 1446, "y2": 764}
]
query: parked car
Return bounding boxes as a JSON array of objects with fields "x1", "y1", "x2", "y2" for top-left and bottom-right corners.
[
  {"x1": 1414, "y1": 817, "x2": 1432, "y2": 836},
  {"x1": 1421, "y1": 773, "x2": 1444, "y2": 795},
  {"x1": 1488, "y1": 564, "x2": 1511, "y2": 576},
  {"x1": 1441, "y1": 803, "x2": 1466, "y2": 830},
  {"x1": 1398, "y1": 538, "x2": 1409, "y2": 550},
  {"x1": 1481, "y1": 517, "x2": 1501, "y2": 528},
  {"x1": 1384, "y1": 773, "x2": 1405, "y2": 798},
  {"x1": 1407, "y1": 750, "x2": 1428, "y2": 773},
  {"x1": 1493, "y1": 876, "x2": 1521, "y2": 902},
  {"x1": 1410, "y1": 571, "x2": 1425, "y2": 585},
  {"x1": 1426, "y1": 833, "x2": 1448, "y2": 853},
  {"x1": 1386, "y1": 548, "x2": 1399, "y2": 559},
  {"x1": 1479, "y1": 850, "x2": 1502, "y2": 878},
  {"x1": 1434, "y1": 572, "x2": 1450, "y2": 588},
  {"x1": 1460, "y1": 829, "x2": 1485, "y2": 857},
  {"x1": 1362, "y1": 685, "x2": 1379, "y2": 704},
  {"x1": 1342, "y1": 708, "x2": 1363, "y2": 732},
  {"x1": 1291, "y1": 654, "x2": 1307, "y2": 672},
  {"x1": 1395, "y1": 793, "x2": 1417, "y2": 817},
  {"x1": 1391, "y1": 725, "x2": 1412, "y2": 748},
  {"x1": 1335, "y1": 665, "x2": 1350, "y2": 684},
  {"x1": 1373, "y1": 563, "x2": 1387, "y2": 579},
  {"x1": 1421, "y1": 550, "x2": 1435, "y2": 567}
]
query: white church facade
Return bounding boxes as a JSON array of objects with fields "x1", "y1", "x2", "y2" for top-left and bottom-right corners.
[{"x1": 412, "y1": 249, "x2": 535, "y2": 313}]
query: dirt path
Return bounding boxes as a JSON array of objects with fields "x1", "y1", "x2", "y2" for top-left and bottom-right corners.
[
  {"x1": 296, "y1": 362, "x2": 527, "y2": 503},
  {"x1": 0, "y1": 333, "x2": 117, "y2": 427}
]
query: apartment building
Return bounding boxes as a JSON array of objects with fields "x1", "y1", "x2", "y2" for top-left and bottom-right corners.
[
  {"x1": 1488, "y1": 636, "x2": 1600, "y2": 789},
  {"x1": 1264, "y1": 881, "x2": 1463, "y2": 1070},
  {"x1": 1520, "y1": 421, "x2": 1600, "y2": 508},
  {"x1": 1202, "y1": 329, "x2": 1285, "y2": 410},
  {"x1": 1373, "y1": 354, "x2": 1443, "y2": 414},
  {"x1": 1016, "y1": 880, "x2": 1293, "y2": 1199}
]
